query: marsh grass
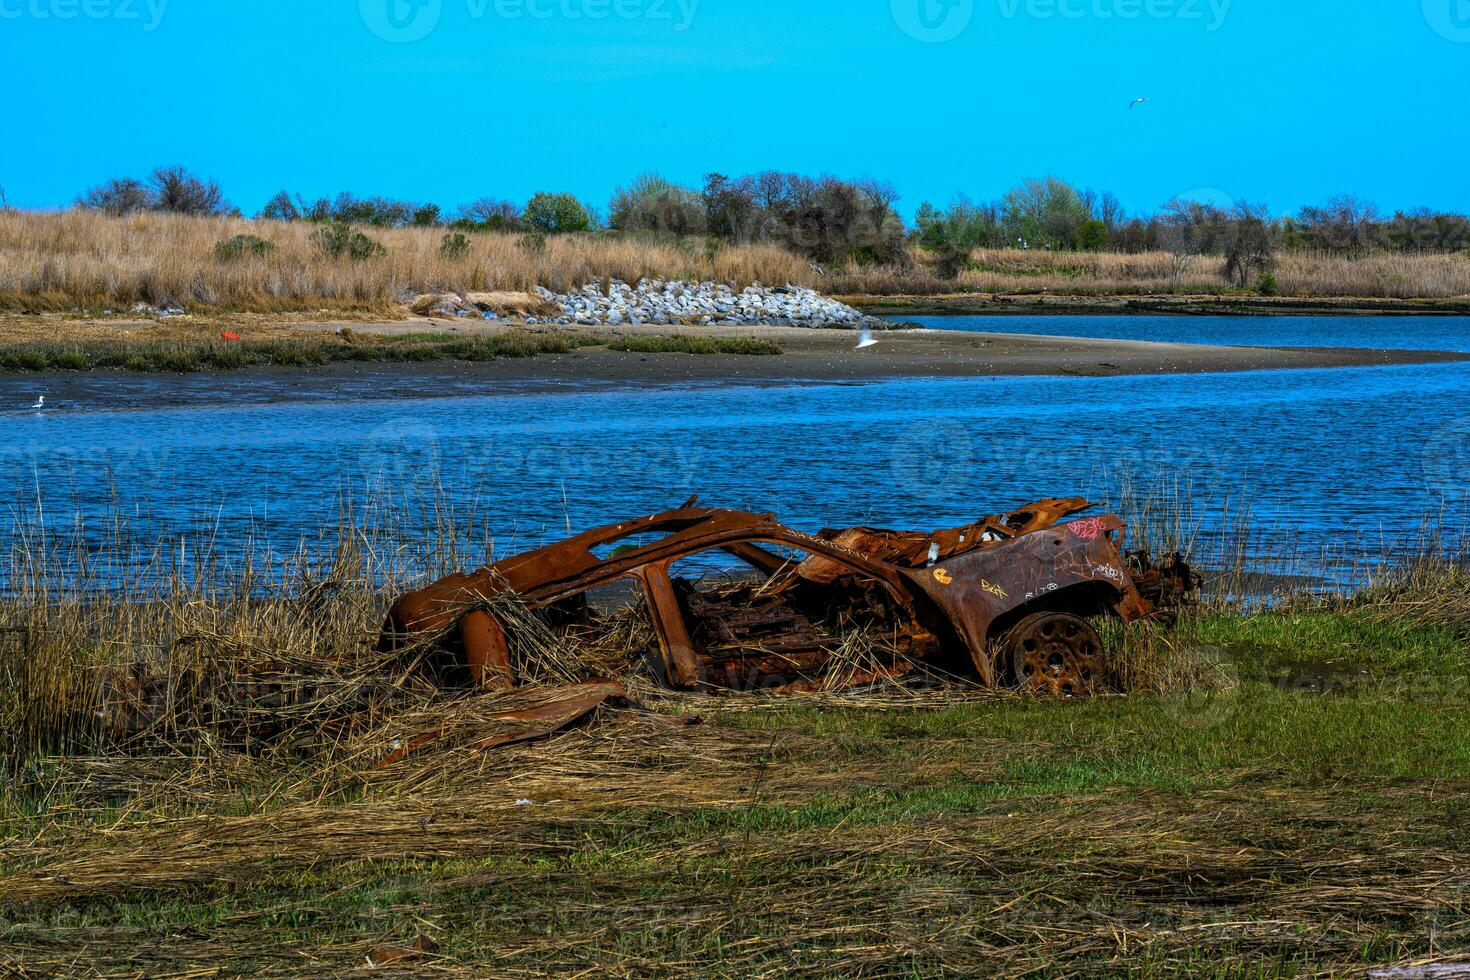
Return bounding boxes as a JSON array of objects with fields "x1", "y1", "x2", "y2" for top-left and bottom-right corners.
[
  {"x1": 938, "y1": 246, "x2": 1470, "y2": 299},
  {"x1": 0, "y1": 492, "x2": 501, "y2": 772},
  {"x1": 0, "y1": 481, "x2": 1456, "y2": 774},
  {"x1": 0, "y1": 210, "x2": 813, "y2": 313},
  {"x1": 0, "y1": 329, "x2": 783, "y2": 373},
  {"x1": 5, "y1": 211, "x2": 1468, "y2": 319},
  {"x1": 603, "y1": 334, "x2": 782, "y2": 356},
  {"x1": 3, "y1": 491, "x2": 1469, "y2": 975},
  {"x1": 4, "y1": 616, "x2": 1469, "y2": 975}
]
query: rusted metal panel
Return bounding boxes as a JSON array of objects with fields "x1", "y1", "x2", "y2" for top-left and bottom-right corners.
[
  {"x1": 375, "y1": 680, "x2": 629, "y2": 767},
  {"x1": 381, "y1": 499, "x2": 1193, "y2": 697}
]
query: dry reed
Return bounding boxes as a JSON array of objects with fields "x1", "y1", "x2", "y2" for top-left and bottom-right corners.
[
  {"x1": 3, "y1": 494, "x2": 1467, "y2": 976},
  {"x1": 0, "y1": 209, "x2": 815, "y2": 313},
  {"x1": 4, "y1": 211, "x2": 1468, "y2": 318},
  {"x1": 942, "y1": 246, "x2": 1470, "y2": 299}
]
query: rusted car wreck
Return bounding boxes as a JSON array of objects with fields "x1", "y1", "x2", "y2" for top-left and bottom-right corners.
[{"x1": 382, "y1": 498, "x2": 1191, "y2": 697}]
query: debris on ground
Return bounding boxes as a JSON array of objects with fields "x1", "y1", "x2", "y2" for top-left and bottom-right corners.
[
  {"x1": 57, "y1": 497, "x2": 1190, "y2": 765},
  {"x1": 383, "y1": 497, "x2": 1194, "y2": 698},
  {"x1": 373, "y1": 679, "x2": 635, "y2": 767},
  {"x1": 365, "y1": 935, "x2": 439, "y2": 968}
]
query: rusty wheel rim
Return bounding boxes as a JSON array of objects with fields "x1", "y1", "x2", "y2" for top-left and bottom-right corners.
[{"x1": 1007, "y1": 614, "x2": 1102, "y2": 697}]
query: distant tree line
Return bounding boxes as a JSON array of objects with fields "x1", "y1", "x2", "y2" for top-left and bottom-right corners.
[
  {"x1": 912, "y1": 183, "x2": 1470, "y2": 257},
  {"x1": 73, "y1": 166, "x2": 1470, "y2": 272},
  {"x1": 260, "y1": 171, "x2": 912, "y2": 268},
  {"x1": 78, "y1": 166, "x2": 233, "y2": 218}
]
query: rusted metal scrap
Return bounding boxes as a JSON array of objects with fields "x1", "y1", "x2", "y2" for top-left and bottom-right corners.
[
  {"x1": 375, "y1": 679, "x2": 632, "y2": 767},
  {"x1": 381, "y1": 498, "x2": 1194, "y2": 697}
]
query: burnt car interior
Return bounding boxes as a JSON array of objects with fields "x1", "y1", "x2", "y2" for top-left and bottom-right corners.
[{"x1": 381, "y1": 499, "x2": 1194, "y2": 697}]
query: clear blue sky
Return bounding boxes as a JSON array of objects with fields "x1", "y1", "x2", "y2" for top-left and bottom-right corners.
[{"x1": 2, "y1": 0, "x2": 1467, "y2": 219}]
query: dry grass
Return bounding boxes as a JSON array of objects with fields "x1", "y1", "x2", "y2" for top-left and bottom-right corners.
[
  {"x1": 5, "y1": 211, "x2": 1468, "y2": 319},
  {"x1": 0, "y1": 483, "x2": 1205, "y2": 774},
  {"x1": 1336, "y1": 554, "x2": 1470, "y2": 635},
  {"x1": 0, "y1": 496, "x2": 492, "y2": 770},
  {"x1": 3, "y1": 673, "x2": 1469, "y2": 975},
  {"x1": 933, "y1": 247, "x2": 1470, "y2": 299},
  {"x1": 3, "y1": 497, "x2": 1470, "y2": 974},
  {"x1": 0, "y1": 210, "x2": 815, "y2": 313}
]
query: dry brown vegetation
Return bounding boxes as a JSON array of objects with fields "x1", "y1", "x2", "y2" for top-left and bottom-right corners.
[
  {"x1": 4, "y1": 210, "x2": 1469, "y2": 319},
  {"x1": 933, "y1": 247, "x2": 1470, "y2": 299},
  {"x1": 0, "y1": 210, "x2": 815, "y2": 314},
  {"x1": 2, "y1": 497, "x2": 1469, "y2": 974}
]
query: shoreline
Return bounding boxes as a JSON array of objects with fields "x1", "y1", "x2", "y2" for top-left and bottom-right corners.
[
  {"x1": 848, "y1": 293, "x2": 1470, "y2": 317},
  {"x1": 3, "y1": 325, "x2": 1467, "y2": 412}
]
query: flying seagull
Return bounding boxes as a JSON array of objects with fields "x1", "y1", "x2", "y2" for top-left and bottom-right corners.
[
  {"x1": 856, "y1": 328, "x2": 878, "y2": 350},
  {"x1": 30, "y1": 395, "x2": 44, "y2": 410},
  {"x1": 1129, "y1": 97, "x2": 1149, "y2": 109}
]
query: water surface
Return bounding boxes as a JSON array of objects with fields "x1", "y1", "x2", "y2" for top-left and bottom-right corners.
[
  {"x1": 909, "y1": 314, "x2": 1470, "y2": 352},
  {"x1": 3, "y1": 356, "x2": 1465, "y2": 583}
]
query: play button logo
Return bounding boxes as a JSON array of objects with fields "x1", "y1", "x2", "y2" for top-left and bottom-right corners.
[{"x1": 361, "y1": 0, "x2": 442, "y2": 43}]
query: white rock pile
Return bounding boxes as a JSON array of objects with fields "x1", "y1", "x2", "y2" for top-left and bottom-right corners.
[{"x1": 526, "y1": 280, "x2": 886, "y2": 330}]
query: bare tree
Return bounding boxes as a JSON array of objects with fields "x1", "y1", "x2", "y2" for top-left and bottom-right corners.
[
  {"x1": 1221, "y1": 202, "x2": 1278, "y2": 288},
  {"x1": 258, "y1": 190, "x2": 301, "y2": 221},
  {"x1": 1294, "y1": 194, "x2": 1381, "y2": 255},
  {"x1": 456, "y1": 197, "x2": 522, "y2": 231},
  {"x1": 149, "y1": 166, "x2": 230, "y2": 215},
  {"x1": 78, "y1": 177, "x2": 152, "y2": 215},
  {"x1": 703, "y1": 173, "x2": 759, "y2": 244},
  {"x1": 857, "y1": 178, "x2": 900, "y2": 224},
  {"x1": 1158, "y1": 198, "x2": 1224, "y2": 290}
]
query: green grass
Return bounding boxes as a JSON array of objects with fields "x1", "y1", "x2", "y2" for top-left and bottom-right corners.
[
  {"x1": 0, "y1": 330, "x2": 784, "y2": 373},
  {"x1": 4, "y1": 709, "x2": 1463, "y2": 975},
  {"x1": 604, "y1": 335, "x2": 783, "y2": 356},
  {"x1": 1192, "y1": 608, "x2": 1470, "y2": 675},
  {"x1": 723, "y1": 683, "x2": 1470, "y2": 785},
  {"x1": 3, "y1": 603, "x2": 1468, "y2": 975}
]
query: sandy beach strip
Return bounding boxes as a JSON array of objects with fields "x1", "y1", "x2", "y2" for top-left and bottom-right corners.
[{"x1": 2, "y1": 324, "x2": 1466, "y2": 412}]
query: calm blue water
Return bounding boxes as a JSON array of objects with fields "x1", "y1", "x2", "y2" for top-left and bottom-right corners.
[
  {"x1": 3, "y1": 357, "x2": 1467, "y2": 580},
  {"x1": 908, "y1": 314, "x2": 1470, "y2": 352}
]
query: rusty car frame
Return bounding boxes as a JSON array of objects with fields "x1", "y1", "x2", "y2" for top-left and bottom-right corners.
[{"x1": 380, "y1": 498, "x2": 1193, "y2": 697}]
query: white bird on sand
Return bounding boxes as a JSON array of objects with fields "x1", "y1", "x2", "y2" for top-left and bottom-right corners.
[
  {"x1": 856, "y1": 328, "x2": 878, "y2": 350},
  {"x1": 1129, "y1": 97, "x2": 1149, "y2": 109},
  {"x1": 30, "y1": 395, "x2": 45, "y2": 411}
]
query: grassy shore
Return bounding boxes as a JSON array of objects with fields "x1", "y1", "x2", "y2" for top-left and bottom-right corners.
[
  {"x1": 1, "y1": 504, "x2": 1468, "y2": 975},
  {"x1": 0, "y1": 209, "x2": 812, "y2": 314},
  {"x1": 1, "y1": 604, "x2": 1467, "y2": 975},
  {"x1": 895, "y1": 246, "x2": 1470, "y2": 300},
  {"x1": 0, "y1": 328, "x2": 781, "y2": 373},
  {"x1": 3, "y1": 211, "x2": 1469, "y2": 321}
]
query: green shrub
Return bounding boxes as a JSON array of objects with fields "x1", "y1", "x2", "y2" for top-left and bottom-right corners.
[
  {"x1": 516, "y1": 232, "x2": 547, "y2": 256},
  {"x1": 311, "y1": 221, "x2": 386, "y2": 260},
  {"x1": 214, "y1": 234, "x2": 276, "y2": 262},
  {"x1": 439, "y1": 232, "x2": 471, "y2": 259},
  {"x1": 523, "y1": 192, "x2": 591, "y2": 234},
  {"x1": 1077, "y1": 220, "x2": 1109, "y2": 252},
  {"x1": 1256, "y1": 272, "x2": 1280, "y2": 296},
  {"x1": 604, "y1": 336, "x2": 782, "y2": 356}
]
